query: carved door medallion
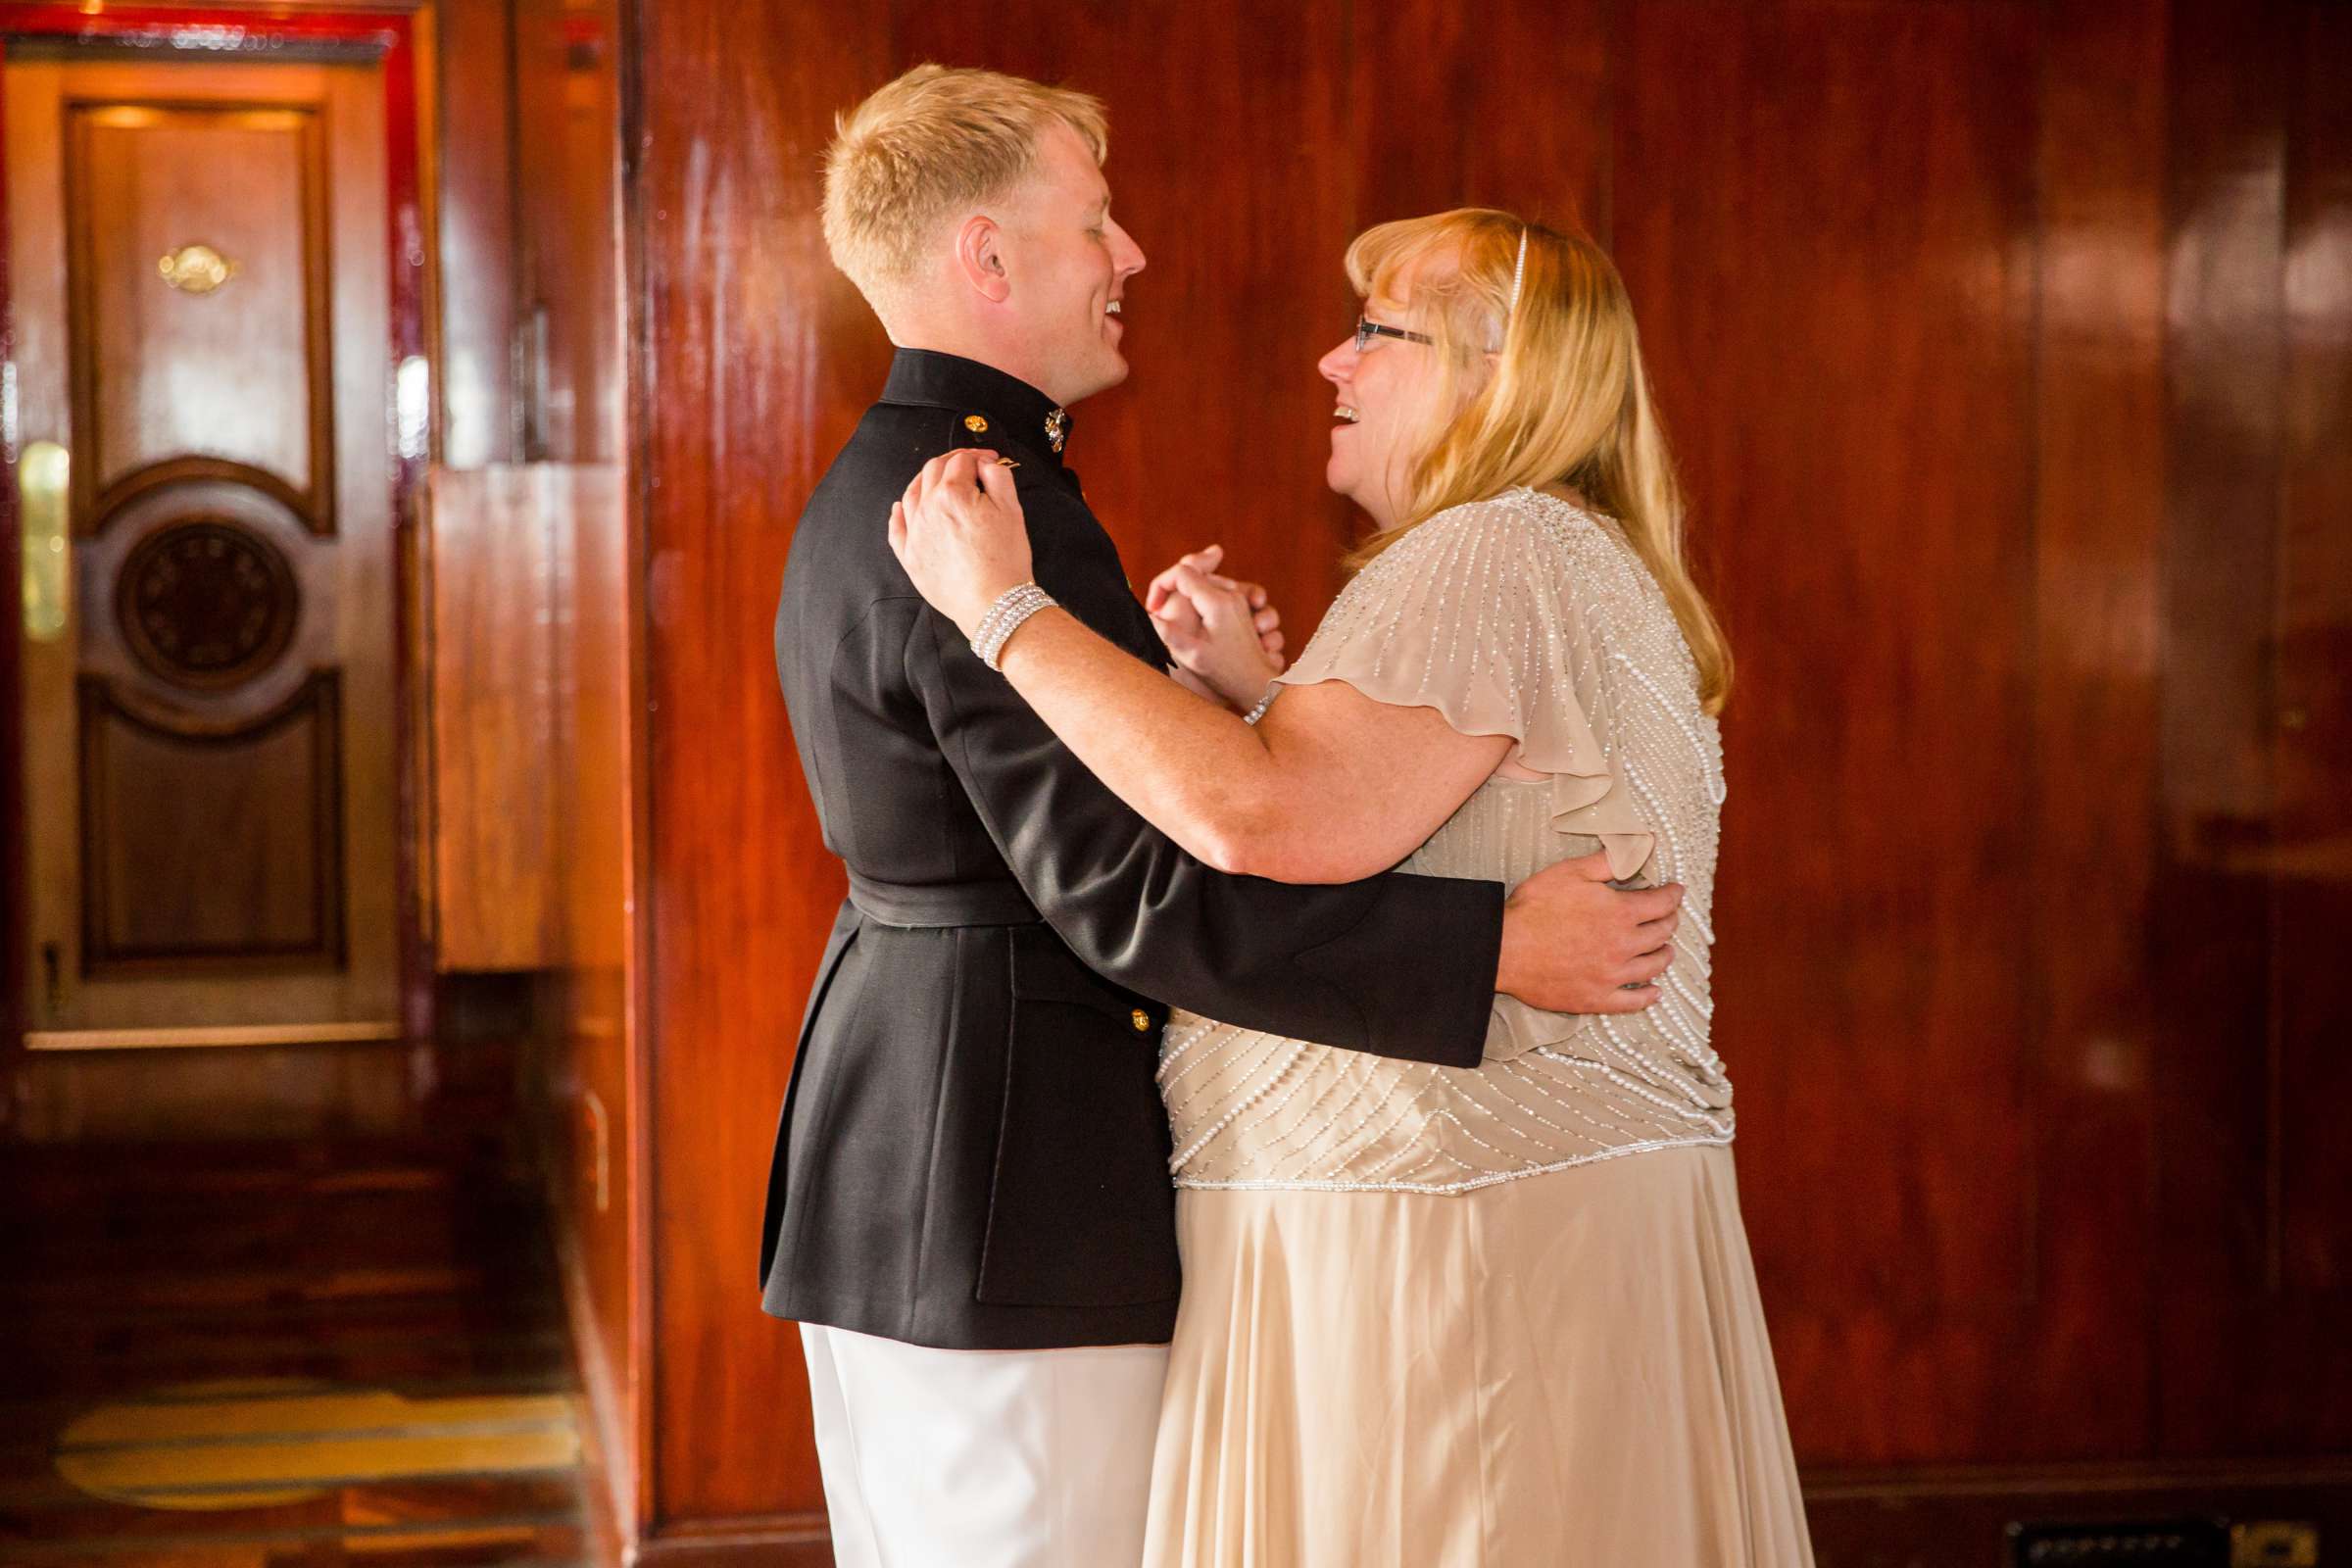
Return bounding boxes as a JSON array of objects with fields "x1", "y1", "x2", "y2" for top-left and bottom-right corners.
[
  {"x1": 11, "y1": 55, "x2": 402, "y2": 1050},
  {"x1": 116, "y1": 519, "x2": 302, "y2": 691}
]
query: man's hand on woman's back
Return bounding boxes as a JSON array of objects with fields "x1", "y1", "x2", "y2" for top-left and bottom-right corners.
[{"x1": 1496, "y1": 852, "x2": 1683, "y2": 1014}]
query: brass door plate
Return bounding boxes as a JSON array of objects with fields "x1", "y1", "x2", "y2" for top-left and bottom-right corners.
[
  {"x1": 2232, "y1": 1521, "x2": 2319, "y2": 1568},
  {"x1": 158, "y1": 242, "x2": 239, "y2": 294}
]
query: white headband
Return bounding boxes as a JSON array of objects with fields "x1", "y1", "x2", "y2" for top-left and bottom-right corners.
[{"x1": 1507, "y1": 226, "x2": 1529, "y2": 317}]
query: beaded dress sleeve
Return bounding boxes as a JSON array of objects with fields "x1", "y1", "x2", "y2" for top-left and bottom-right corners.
[
  {"x1": 1274, "y1": 496, "x2": 1656, "y2": 883},
  {"x1": 1278, "y1": 495, "x2": 1695, "y2": 1067}
]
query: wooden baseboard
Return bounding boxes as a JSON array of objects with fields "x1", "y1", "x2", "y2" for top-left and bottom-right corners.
[
  {"x1": 1800, "y1": 1456, "x2": 2351, "y2": 1567},
  {"x1": 601, "y1": 1459, "x2": 2348, "y2": 1568},
  {"x1": 628, "y1": 1514, "x2": 831, "y2": 1567},
  {"x1": 554, "y1": 1419, "x2": 2352, "y2": 1568}
]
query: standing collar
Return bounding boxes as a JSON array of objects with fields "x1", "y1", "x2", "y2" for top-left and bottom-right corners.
[{"x1": 880, "y1": 348, "x2": 1072, "y2": 466}]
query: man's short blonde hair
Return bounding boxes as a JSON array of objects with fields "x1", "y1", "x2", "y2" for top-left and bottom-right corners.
[{"x1": 821, "y1": 65, "x2": 1108, "y2": 313}]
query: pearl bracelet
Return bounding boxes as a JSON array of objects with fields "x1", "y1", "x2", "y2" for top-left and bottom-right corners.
[
  {"x1": 971, "y1": 582, "x2": 1057, "y2": 671},
  {"x1": 1242, "y1": 686, "x2": 1278, "y2": 725}
]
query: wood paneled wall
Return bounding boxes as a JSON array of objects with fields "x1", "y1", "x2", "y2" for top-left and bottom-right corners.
[
  {"x1": 607, "y1": 0, "x2": 2351, "y2": 1558},
  {"x1": 412, "y1": 3, "x2": 643, "y2": 1556},
  {"x1": 419, "y1": 0, "x2": 645, "y2": 1560}
]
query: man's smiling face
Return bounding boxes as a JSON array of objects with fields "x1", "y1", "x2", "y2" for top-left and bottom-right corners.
[{"x1": 1001, "y1": 121, "x2": 1147, "y2": 407}]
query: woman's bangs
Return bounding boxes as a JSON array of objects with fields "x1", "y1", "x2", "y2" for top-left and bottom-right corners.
[{"x1": 1348, "y1": 219, "x2": 1464, "y2": 312}]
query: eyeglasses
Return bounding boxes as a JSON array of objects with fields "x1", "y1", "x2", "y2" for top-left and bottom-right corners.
[{"x1": 1354, "y1": 316, "x2": 1434, "y2": 354}]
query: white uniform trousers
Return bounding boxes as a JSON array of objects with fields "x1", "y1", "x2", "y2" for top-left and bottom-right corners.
[{"x1": 799, "y1": 1322, "x2": 1168, "y2": 1568}]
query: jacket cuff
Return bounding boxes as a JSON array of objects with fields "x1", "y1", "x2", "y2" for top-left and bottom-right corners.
[{"x1": 1294, "y1": 872, "x2": 1503, "y2": 1070}]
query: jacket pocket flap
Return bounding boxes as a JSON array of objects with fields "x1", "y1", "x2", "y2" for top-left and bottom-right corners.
[{"x1": 1009, "y1": 925, "x2": 1159, "y2": 1028}]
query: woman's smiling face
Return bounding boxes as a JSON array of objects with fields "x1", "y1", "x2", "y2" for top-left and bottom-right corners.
[{"x1": 1317, "y1": 281, "x2": 1451, "y2": 529}]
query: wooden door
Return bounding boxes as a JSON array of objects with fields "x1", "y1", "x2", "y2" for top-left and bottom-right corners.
[{"x1": 11, "y1": 53, "x2": 400, "y2": 1052}]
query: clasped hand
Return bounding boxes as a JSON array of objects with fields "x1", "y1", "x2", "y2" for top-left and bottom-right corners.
[
  {"x1": 1144, "y1": 544, "x2": 1285, "y2": 710},
  {"x1": 890, "y1": 449, "x2": 1286, "y2": 710}
]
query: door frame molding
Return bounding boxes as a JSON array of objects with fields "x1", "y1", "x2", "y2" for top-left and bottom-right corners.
[{"x1": 0, "y1": 2, "x2": 442, "y2": 1090}]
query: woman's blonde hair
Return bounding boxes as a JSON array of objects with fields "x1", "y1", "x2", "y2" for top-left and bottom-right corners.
[
  {"x1": 1344, "y1": 209, "x2": 1732, "y2": 712},
  {"x1": 822, "y1": 65, "x2": 1108, "y2": 314}
]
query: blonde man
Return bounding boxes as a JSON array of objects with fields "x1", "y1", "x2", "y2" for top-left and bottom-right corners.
[{"x1": 762, "y1": 67, "x2": 1682, "y2": 1567}]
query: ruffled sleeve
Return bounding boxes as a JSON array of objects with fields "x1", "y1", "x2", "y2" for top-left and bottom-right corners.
[{"x1": 1273, "y1": 495, "x2": 1656, "y2": 883}]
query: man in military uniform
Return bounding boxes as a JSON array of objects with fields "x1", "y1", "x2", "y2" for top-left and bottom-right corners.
[{"x1": 764, "y1": 65, "x2": 1682, "y2": 1566}]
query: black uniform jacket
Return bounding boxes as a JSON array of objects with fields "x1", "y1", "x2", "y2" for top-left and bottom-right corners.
[{"x1": 760, "y1": 348, "x2": 1505, "y2": 1350}]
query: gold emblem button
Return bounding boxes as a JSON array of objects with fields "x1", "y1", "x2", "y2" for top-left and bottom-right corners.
[
  {"x1": 1130, "y1": 1008, "x2": 1152, "y2": 1033},
  {"x1": 963, "y1": 414, "x2": 989, "y2": 433}
]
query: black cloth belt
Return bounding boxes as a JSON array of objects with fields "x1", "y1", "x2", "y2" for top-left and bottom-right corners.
[{"x1": 847, "y1": 871, "x2": 1040, "y2": 929}]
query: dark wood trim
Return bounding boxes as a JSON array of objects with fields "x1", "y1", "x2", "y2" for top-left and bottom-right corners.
[
  {"x1": 1803, "y1": 1455, "x2": 2352, "y2": 1501},
  {"x1": 0, "y1": 7, "x2": 403, "y2": 54},
  {"x1": 2151, "y1": 0, "x2": 2303, "y2": 1453},
  {"x1": 616, "y1": 0, "x2": 659, "y2": 1537},
  {"x1": 1801, "y1": 1456, "x2": 2352, "y2": 1568},
  {"x1": 374, "y1": 9, "x2": 435, "y2": 1055},
  {"x1": 0, "y1": 36, "x2": 23, "y2": 1102},
  {"x1": 630, "y1": 1517, "x2": 833, "y2": 1568},
  {"x1": 90, "y1": 456, "x2": 324, "y2": 540}
]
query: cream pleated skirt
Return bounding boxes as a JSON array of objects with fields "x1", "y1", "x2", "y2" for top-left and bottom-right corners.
[{"x1": 1140, "y1": 1145, "x2": 1817, "y2": 1567}]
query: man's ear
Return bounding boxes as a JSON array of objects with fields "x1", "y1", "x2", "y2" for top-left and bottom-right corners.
[{"x1": 953, "y1": 214, "x2": 1011, "y2": 305}]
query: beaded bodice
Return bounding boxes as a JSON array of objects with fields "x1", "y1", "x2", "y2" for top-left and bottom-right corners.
[{"x1": 1159, "y1": 489, "x2": 1734, "y2": 1194}]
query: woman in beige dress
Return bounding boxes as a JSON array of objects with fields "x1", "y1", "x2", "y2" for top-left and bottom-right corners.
[{"x1": 893, "y1": 208, "x2": 1815, "y2": 1566}]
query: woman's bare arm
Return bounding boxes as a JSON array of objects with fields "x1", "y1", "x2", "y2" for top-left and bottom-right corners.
[
  {"x1": 889, "y1": 447, "x2": 1683, "y2": 1004},
  {"x1": 892, "y1": 446, "x2": 1506, "y2": 882},
  {"x1": 993, "y1": 609, "x2": 1509, "y2": 883}
]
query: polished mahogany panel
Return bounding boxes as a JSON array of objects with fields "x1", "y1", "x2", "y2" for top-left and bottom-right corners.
[
  {"x1": 72, "y1": 102, "x2": 333, "y2": 527},
  {"x1": 609, "y1": 0, "x2": 2352, "y2": 1556},
  {"x1": 81, "y1": 671, "x2": 344, "y2": 966},
  {"x1": 1616, "y1": 0, "x2": 2044, "y2": 1462},
  {"x1": 2143, "y1": 0, "x2": 2352, "y2": 1458},
  {"x1": 1351, "y1": 0, "x2": 1614, "y2": 245},
  {"x1": 428, "y1": 467, "x2": 559, "y2": 970},
  {"x1": 895, "y1": 0, "x2": 1361, "y2": 638},
  {"x1": 632, "y1": 0, "x2": 883, "y2": 1532},
  {"x1": 2151, "y1": 0, "x2": 2300, "y2": 1458},
  {"x1": 2015, "y1": 0, "x2": 2168, "y2": 1459},
  {"x1": 2276, "y1": 0, "x2": 2352, "y2": 1337}
]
